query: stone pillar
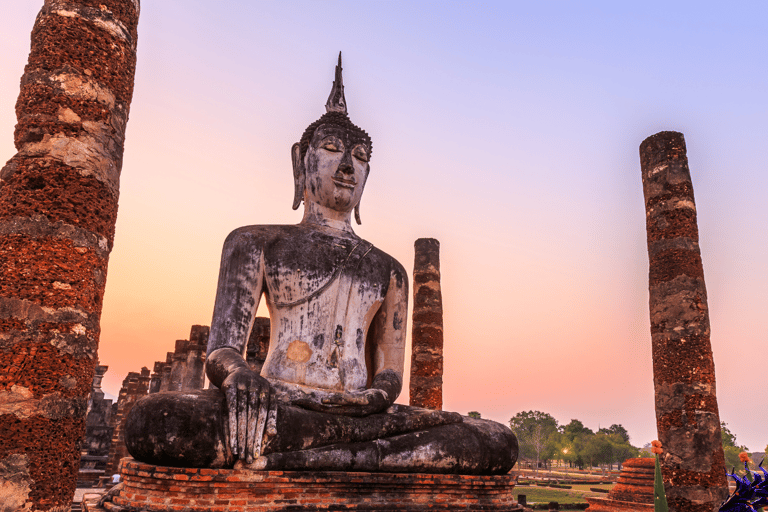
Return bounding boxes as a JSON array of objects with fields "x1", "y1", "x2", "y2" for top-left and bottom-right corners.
[
  {"x1": 159, "y1": 353, "x2": 173, "y2": 392},
  {"x1": 83, "y1": 363, "x2": 113, "y2": 455},
  {"x1": 148, "y1": 361, "x2": 166, "y2": 394},
  {"x1": 246, "y1": 317, "x2": 271, "y2": 374},
  {"x1": 168, "y1": 339, "x2": 189, "y2": 391},
  {"x1": 409, "y1": 238, "x2": 444, "y2": 410},
  {"x1": 184, "y1": 325, "x2": 209, "y2": 390},
  {"x1": 105, "y1": 367, "x2": 149, "y2": 476},
  {"x1": 639, "y1": 131, "x2": 728, "y2": 512},
  {"x1": 80, "y1": 363, "x2": 113, "y2": 486},
  {"x1": 0, "y1": 1, "x2": 139, "y2": 509}
]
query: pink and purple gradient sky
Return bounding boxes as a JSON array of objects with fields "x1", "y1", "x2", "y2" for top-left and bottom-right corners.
[{"x1": 2, "y1": 1, "x2": 767, "y2": 451}]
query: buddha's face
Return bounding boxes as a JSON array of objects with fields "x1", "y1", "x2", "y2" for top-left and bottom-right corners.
[{"x1": 303, "y1": 123, "x2": 370, "y2": 213}]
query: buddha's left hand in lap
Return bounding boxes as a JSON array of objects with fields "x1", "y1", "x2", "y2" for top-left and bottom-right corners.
[{"x1": 294, "y1": 388, "x2": 389, "y2": 417}]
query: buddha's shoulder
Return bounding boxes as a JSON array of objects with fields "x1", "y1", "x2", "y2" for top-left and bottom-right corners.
[
  {"x1": 222, "y1": 224, "x2": 307, "y2": 245},
  {"x1": 222, "y1": 225, "x2": 406, "y2": 276}
]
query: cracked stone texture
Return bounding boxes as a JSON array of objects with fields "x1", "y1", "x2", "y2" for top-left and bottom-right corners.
[
  {"x1": 0, "y1": 1, "x2": 139, "y2": 509},
  {"x1": 640, "y1": 131, "x2": 728, "y2": 512},
  {"x1": 410, "y1": 238, "x2": 443, "y2": 410}
]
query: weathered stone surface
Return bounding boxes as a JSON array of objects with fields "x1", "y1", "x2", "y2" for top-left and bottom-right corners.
[
  {"x1": 126, "y1": 390, "x2": 517, "y2": 474},
  {"x1": 0, "y1": 1, "x2": 139, "y2": 508},
  {"x1": 639, "y1": 131, "x2": 728, "y2": 512},
  {"x1": 79, "y1": 364, "x2": 113, "y2": 486},
  {"x1": 124, "y1": 55, "x2": 516, "y2": 479},
  {"x1": 148, "y1": 325, "x2": 208, "y2": 393},
  {"x1": 105, "y1": 368, "x2": 149, "y2": 476},
  {"x1": 410, "y1": 237, "x2": 444, "y2": 411},
  {"x1": 90, "y1": 459, "x2": 520, "y2": 512}
]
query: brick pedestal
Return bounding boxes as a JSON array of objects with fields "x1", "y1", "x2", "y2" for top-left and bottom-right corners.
[
  {"x1": 586, "y1": 458, "x2": 654, "y2": 512},
  {"x1": 92, "y1": 459, "x2": 519, "y2": 511}
]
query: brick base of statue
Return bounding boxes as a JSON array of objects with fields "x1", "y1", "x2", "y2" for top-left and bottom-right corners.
[
  {"x1": 92, "y1": 458, "x2": 519, "y2": 511},
  {"x1": 586, "y1": 458, "x2": 654, "y2": 512}
]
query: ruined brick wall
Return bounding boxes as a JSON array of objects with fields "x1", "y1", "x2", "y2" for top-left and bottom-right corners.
[
  {"x1": 83, "y1": 364, "x2": 113, "y2": 456},
  {"x1": 409, "y1": 238, "x2": 443, "y2": 410},
  {"x1": 148, "y1": 361, "x2": 166, "y2": 393},
  {"x1": 0, "y1": 1, "x2": 139, "y2": 509},
  {"x1": 163, "y1": 325, "x2": 209, "y2": 392},
  {"x1": 246, "y1": 317, "x2": 271, "y2": 375},
  {"x1": 640, "y1": 131, "x2": 728, "y2": 512},
  {"x1": 168, "y1": 339, "x2": 189, "y2": 391},
  {"x1": 105, "y1": 367, "x2": 149, "y2": 476},
  {"x1": 184, "y1": 325, "x2": 208, "y2": 390},
  {"x1": 159, "y1": 352, "x2": 173, "y2": 392}
]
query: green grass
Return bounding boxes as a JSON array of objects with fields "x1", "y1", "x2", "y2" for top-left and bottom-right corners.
[
  {"x1": 515, "y1": 487, "x2": 584, "y2": 505},
  {"x1": 569, "y1": 483, "x2": 614, "y2": 492},
  {"x1": 515, "y1": 483, "x2": 615, "y2": 506}
]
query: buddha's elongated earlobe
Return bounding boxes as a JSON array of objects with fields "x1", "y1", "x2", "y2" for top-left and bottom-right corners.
[
  {"x1": 354, "y1": 202, "x2": 362, "y2": 225},
  {"x1": 291, "y1": 142, "x2": 305, "y2": 210}
]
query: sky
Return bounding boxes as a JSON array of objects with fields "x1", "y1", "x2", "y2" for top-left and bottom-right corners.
[{"x1": 1, "y1": 1, "x2": 767, "y2": 452}]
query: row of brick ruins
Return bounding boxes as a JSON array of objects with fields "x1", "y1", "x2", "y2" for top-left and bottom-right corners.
[
  {"x1": 80, "y1": 238, "x2": 445, "y2": 487},
  {"x1": 80, "y1": 326, "x2": 205, "y2": 485},
  {"x1": 79, "y1": 323, "x2": 254, "y2": 485}
]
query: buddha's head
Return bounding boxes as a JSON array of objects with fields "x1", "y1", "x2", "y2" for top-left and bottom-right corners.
[{"x1": 291, "y1": 54, "x2": 372, "y2": 224}]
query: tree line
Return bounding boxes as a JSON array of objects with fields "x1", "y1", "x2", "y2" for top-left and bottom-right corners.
[
  {"x1": 508, "y1": 410, "x2": 639, "y2": 474},
  {"x1": 506, "y1": 412, "x2": 768, "y2": 476}
]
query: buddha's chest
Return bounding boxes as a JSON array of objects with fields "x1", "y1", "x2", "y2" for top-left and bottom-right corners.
[
  {"x1": 259, "y1": 236, "x2": 390, "y2": 390},
  {"x1": 262, "y1": 236, "x2": 389, "y2": 308}
]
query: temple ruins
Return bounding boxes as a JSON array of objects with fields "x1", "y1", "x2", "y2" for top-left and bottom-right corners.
[
  {"x1": 105, "y1": 368, "x2": 150, "y2": 477},
  {"x1": 0, "y1": 2, "x2": 745, "y2": 512},
  {"x1": 78, "y1": 364, "x2": 114, "y2": 488}
]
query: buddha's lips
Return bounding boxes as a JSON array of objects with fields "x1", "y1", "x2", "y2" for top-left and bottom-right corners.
[{"x1": 332, "y1": 177, "x2": 356, "y2": 188}]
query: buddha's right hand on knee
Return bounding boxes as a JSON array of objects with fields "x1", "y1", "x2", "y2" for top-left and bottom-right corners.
[{"x1": 206, "y1": 347, "x2": 271, "y2": 464}]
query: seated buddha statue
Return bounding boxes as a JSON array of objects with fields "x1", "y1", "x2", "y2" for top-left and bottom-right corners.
[{"x1": 124, "y1": 55, "x2": 517, "y2": 475}]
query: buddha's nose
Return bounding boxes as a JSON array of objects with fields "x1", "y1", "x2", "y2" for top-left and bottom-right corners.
[{"x1": 338, "y1": 150, "x2": 354, "y2": 175}]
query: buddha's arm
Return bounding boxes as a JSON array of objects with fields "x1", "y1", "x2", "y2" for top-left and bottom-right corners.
[
  {"x1": 205, "y1": 228, "x2": 270, "y2": 464},
  {"x1": 367, "y1": 261, "x2": 408, "y2": 401}
]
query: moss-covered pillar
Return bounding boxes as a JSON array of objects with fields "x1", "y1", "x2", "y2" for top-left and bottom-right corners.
[
  {"x1": 409, "y1": 238, "x2": 443, "y2": 410},
  {"x1": 0, "y1": 1, "x2": 139, "y2": 509},
  {"x1": 640, "y1": 131, "x2": 728, "y2": 512}
]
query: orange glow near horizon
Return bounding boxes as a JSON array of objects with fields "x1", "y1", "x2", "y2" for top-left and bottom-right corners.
[{"x1": 2, "y1": 2, "x2": 767, "y2": 452}]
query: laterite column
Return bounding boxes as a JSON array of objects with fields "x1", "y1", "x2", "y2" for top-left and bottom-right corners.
[
  {"x1": 409, "y1": 238, "x2": 443, "y2": 410},
  {"x1": 0, "y1": 1, "x2": 140, "y2": 509},
  {"x1": 640, "y1": 131, "x2": 728, "y2": 512}
]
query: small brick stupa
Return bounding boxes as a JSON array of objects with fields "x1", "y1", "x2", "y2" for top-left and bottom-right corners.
[{"x1": 586, "y1": 458, "x2": 654, "y2": 512}]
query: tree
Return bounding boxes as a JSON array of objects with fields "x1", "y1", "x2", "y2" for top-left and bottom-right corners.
[
  {"x1": 560, "y1": 419, "x2": 593, "y2": 470},
  {"x1": 467, "y1": 411, "x2": 481, "y2": 419},
  {"x1": 721, "y1": 422, "x2": 737, "y2": 448},
  {"x1": 582, "y1": 433, "x2": 613, "y2": 474},
  {"x1": 562, "y1": 419, "x2": 593, "y2": 442},
  {"x1": 607, "y1": 433, "x2": 639, "y2": 470},
  {"x1": 599, "y1": 424, "x2": 630, "y2": 444},
  {"x1": 720, "y1": 421, "x2": 750, "y2": 472},
  {"x1": 509, "y1": 411, "x2": 560, "y2": 475}
]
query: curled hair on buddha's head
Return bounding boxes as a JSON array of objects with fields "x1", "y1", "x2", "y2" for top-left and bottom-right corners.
[{"x1": 298, "y1": 111, "x2": 372, "y2": 162}]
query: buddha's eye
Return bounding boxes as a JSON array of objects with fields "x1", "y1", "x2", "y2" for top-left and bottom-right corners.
[
  {"x1": 353, "y1": 146, "x2": 369, "y2": 162},
  {"x1": 321, "y1": 138, "x2": 343, "y2": 152}
]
